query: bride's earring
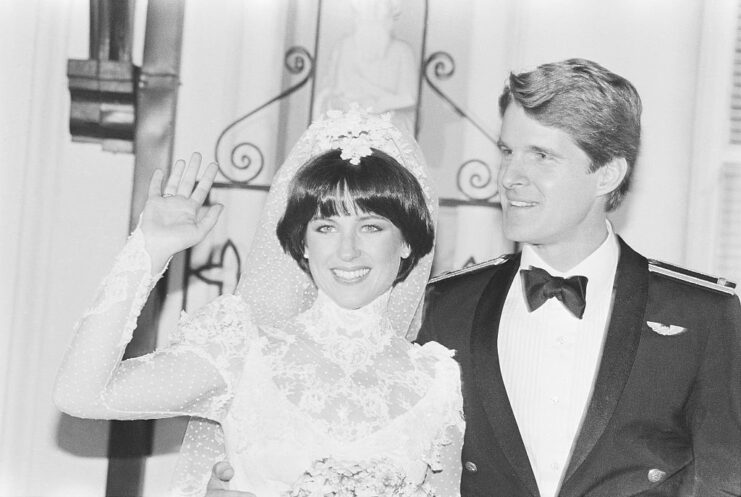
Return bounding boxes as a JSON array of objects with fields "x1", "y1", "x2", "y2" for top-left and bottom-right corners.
[{"x1": 401, "y1": 244, "x2": 411, "y2": 259}]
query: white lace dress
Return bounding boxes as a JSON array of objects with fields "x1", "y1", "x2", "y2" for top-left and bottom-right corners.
[{"x1": 54, "y1": 229, "x2": 465, "y2": 497}]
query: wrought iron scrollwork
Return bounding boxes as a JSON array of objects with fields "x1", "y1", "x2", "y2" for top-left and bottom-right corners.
[
  {"x1": 285, "y1": 45, "x2": 310, "y2": 74},
  {"x1": 457, "y1": 159, "x2": 498, "y2": 201},
  {"x1": 185, "y1": 46, "x2": 316, "y2": 302},
  {"x1": 423, "y1": 51, "x2": 500, "y2": 204},
  {"x1": 184, "y1": 238, "x2": 242, "y2": 301},
  {"x1": 423, "y1": 51, "x2": 497, "y2": 145},
  {"x1": 223, "y1": 143, "x2": 264, "y2": 184},
  {"x1": 213, "y1": 46, "x2": 315, "y2": 185},
  {"x1": 427, "y1": 50, "x2": 455, "y2": 80}
]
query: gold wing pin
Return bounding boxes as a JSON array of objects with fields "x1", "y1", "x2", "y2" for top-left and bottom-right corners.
[{"x1": 646, "y1": 321, "x2": 688, "y2": 336}]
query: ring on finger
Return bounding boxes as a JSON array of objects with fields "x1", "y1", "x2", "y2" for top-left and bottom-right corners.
[{"x1": 162, "y1": 193, "x2": 176, "y2": 198}]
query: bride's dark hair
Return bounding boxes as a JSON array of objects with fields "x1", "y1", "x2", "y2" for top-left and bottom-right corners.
[{"x1": 276, "y1": 148, "x2": 434, "y2": 284}]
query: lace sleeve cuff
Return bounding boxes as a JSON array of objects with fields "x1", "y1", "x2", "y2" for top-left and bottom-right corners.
[{"x1": 84, "y1": 227, "x2": 170, "y2": 342}]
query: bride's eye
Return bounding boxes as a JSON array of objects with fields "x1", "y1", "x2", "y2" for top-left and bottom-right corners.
[
  {"x1": 315, "y1": 224, "x2": 335, "y2": 233},
  {"x1": 360, "y1": 223, "x2": 382, "y2": 233}
]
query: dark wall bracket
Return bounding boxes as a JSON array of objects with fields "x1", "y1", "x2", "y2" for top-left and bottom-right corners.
[{"x1": 68, "y1": 0, "x2": 137, "y2": 152}]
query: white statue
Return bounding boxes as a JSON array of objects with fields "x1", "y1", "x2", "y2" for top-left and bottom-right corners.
[{"x1": 317, "y1": 0, "x2": 418, "y2": 132}]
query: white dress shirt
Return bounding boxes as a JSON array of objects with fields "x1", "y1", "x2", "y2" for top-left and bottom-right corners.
[{"x1": 498, "y1": 224, "x2": 620, "y2": 497}]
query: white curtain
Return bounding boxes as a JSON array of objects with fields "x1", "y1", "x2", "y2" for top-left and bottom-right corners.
[{"x1": 1, "y1": 1, "x2": 134, "y2": 496}]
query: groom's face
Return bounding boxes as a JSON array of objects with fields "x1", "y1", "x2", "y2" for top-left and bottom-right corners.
[{"x1": 496, "y1": 103, "x2": 606, "y2": 252}]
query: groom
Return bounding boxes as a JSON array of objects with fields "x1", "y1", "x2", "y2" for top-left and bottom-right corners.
[
  {"x1": 207, "y1": 59, "x2": 741, "y2": 496},
  {"x1": 417, "y1": 58, "x2": 741, "y2": 496}
]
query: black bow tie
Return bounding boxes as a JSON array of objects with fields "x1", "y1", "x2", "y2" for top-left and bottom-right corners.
[{"x1": 520, "y1": 266, "x2": 588, "y2": 319}]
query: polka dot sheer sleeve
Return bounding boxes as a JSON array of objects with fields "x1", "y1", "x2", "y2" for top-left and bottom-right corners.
[{"x1": 54, "y1": 228, "x2": 253, "y2": 422}]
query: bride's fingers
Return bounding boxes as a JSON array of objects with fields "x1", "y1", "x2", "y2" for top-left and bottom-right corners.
[
  {"x1": 191, "y1": 162, "x2": 219, "y2": 205},
  {"x1": 178, "y1": 152, "x2": 202, "y2": 197},
  {"x1": 196, "y1": 204, "x2": 223, "y2": 235},
  {"x1": 164, "y1": 159, "x2": 186, "y2": 195},
  {"x1": 148, "y1": 169, "x2": 164, "y2": 199}
]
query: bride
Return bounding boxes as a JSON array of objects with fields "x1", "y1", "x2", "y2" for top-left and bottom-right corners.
[{"x1": 54, "y1": 108, "x2": 463, "y2": 496}]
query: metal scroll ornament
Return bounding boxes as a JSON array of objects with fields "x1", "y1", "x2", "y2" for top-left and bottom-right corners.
[
  {"x1": 424, "y1": 51, "x2": 499, "y2": 202},
  {"x1": 457, "y1": 159, "x2": 498, "y2": 201},
  {"x1": 213, "y1": 46, "x2": 314, "y2": 185},
  {"x1": 185, "y1": 239, "x2": 242, "y2": 301}
]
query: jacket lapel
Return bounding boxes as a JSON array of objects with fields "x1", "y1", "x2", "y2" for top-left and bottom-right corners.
[
  {"x1": 471, "y1": 254, "x2": 541, "y2": 497},
  {"x1": 561, "y1": 238, "x2": 648, "y2": 484}
]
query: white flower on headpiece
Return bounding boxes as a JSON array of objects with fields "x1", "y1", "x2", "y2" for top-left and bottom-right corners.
[
  {"x1": 320, "y1": 105, "x2": 395, "y2": 165},
  {"x1": 340, "y1": 140, "x2": 373, "y2": 165}
]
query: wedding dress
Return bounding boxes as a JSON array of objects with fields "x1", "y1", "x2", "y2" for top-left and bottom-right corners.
[{"x1": 55, "y1": 109, "x2": 464, "y2": 496}]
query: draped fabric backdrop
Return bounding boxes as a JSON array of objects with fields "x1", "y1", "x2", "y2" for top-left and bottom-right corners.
[
  {"x1": 1, "y1": 0, "x2": 737, "y2": 496},
  {"x1": 1, "y1": 1, "x2": 134, "y2": 495}
]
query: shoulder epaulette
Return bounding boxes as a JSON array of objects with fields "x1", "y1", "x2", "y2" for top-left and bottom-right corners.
[
  {"x1": 647, "y1": 259, "x2": 736, "y2": 295},
  {"x1": 429, "y1": 254, "x2": 514, "y2": 285}
]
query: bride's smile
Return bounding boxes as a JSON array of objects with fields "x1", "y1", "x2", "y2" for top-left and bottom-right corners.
[{"x1": 331, "y1": 266, "x2": 370, "y2": 282}]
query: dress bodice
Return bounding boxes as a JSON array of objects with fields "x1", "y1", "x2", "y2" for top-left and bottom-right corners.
[{"x1": 178, "y1": 291, "x2": 465, "y2": 496}]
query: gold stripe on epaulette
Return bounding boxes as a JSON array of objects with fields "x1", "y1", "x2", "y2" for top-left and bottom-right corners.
[
  {"x1": 648, "y1": 259, "x2": 736, "y2": 295},
  {"x1": 429, "y1": 254, "x2": 512, "y2": 285}
]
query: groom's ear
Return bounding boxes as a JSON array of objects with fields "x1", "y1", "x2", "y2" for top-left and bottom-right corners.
[{"x1": 595, "y1": 157, "x2": 628, "y2": 198}]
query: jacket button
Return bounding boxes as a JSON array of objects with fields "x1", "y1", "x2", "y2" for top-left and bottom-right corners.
[
  {"x1": 647, "y1": 468, "x2": 666, "y2": 483},
  {"x1": 464, "y1": 461, "x2": 478, "y2": 473}
]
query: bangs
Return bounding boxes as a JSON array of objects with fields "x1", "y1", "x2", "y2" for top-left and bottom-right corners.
[{"x1": 311, "y1": 178, "x2": 393, "y2": 220}]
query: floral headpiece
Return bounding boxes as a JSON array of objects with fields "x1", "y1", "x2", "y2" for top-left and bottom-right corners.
[
  {"x1": 312, "y1": 105, "x2": 397, "y2": 165},
  {"x1": 304, "y1": 105, "x2": 433, "y2": 209}
]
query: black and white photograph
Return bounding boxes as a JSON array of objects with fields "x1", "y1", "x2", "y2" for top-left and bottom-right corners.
[{"x1": 1, "y1": 0, "x2": 740, "y2": 496}]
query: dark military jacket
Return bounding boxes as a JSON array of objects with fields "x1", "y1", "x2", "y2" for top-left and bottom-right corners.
[{"x1": 417, "y1": 237, "x2": 741, "y2": 497}]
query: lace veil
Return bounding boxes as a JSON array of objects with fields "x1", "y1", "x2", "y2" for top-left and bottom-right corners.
[{"x1": 171, "y1": 108, "x2": 438, "y2": 496}]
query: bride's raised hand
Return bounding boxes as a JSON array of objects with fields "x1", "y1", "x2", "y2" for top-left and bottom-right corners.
[{"x1": 140, "y1": 152, "x2": 223, "y2": 270}]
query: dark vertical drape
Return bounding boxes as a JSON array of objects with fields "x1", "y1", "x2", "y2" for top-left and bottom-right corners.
[{"x1": 104, "y1": 1, "x2": 185, "y2": 496}]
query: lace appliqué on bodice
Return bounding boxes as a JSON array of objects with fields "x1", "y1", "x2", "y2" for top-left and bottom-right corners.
[
  {"x1": 295, "y1": 290, "x2": 395, "y2": 375},
  {"x1": 218, "y1": 291, "x2": 464, "y2": 496},
  {"x1": 261, "y1": 291, "x2": 434, "y2": 441}
]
